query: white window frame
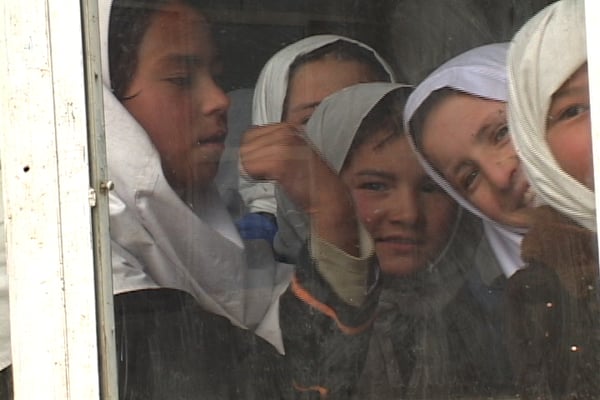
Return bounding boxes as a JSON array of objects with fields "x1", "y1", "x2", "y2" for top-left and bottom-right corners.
[{"x1": 0, "y1": 0, "x2": 117, "y2": 398}]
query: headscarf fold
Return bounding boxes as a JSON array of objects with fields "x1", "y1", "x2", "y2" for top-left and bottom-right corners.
[
  {"x1": 508, "y1": 0, "x2": 594, "y2": 231},
  {"x1": 240, "y1": 35, "x2": 396, "y2": 215},
  {"x1": 403, "y1": 43, "x2": 526, "y2": 277},
  {"x1": 99, "y1": 0, "x2": 294, "y2": 352},
  {"x1": 275, "y1": 82, "x2": 409, "y2": 263}
]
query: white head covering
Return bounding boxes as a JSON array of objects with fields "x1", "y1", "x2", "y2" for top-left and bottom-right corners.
[
  {"x1": 98, "y1": 0, "x2": 293, "y2": 352},
  {"x1": 508, "y1": 0, "x2": 594, "y2": 231},
  {"x1": 275, "y1": 82, "x2": 411, "y2": 263},
  {"x1": 403, "y1": 43, "x2": 525, "y2": 277},
  {"x1": 239, "y1": 35, "x2": 396, "y2": 214}
]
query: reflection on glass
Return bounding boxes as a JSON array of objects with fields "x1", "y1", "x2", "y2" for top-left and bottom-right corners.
[{"x1": 6, "y1": 0, "x2": 595, "y2": 398}]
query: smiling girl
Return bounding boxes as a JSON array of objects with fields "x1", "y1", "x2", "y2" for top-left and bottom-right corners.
[{"x1": 404, "y1": 43, "x2": 536, "y2": 285}]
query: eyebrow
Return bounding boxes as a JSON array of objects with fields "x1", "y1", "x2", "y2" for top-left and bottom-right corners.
[{"x1": 354, "y1": 169, "x2": 395, "y2": 180}]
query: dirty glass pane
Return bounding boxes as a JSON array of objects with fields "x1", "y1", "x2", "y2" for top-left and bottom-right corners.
[{"x1": 97, "y1": 0, "x2": 596, "y2": 399}]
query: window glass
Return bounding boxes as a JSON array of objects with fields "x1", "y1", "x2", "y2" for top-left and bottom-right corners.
[{"x1": 6, "y1": 0, "x2": 600, "y2": 399}]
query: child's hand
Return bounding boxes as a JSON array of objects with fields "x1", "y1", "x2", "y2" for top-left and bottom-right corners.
[
  {"x1": 240, "y1": 123, "x2": 359, "y2": 256},
  {"x1": 240, "y1": 122, "x2": 331, "y2": 212}
]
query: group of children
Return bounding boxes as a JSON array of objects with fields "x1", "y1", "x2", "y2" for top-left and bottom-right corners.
[{"x1": 0, "y1": 0, "x2": 595, "y2": 398}]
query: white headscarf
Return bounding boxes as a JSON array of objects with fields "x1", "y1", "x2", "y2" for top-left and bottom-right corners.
[
  {"x1": 239, "y1": 35, "x2": 396, "y2": 214},
  {"x1": 99, "y1": 0, "x2": 293, "y2": 352},
  {"x1": 403, "y1": 43, "x2": 525, "y2": 277},
  {"x1": 275, "y1": 82, "x2": 411, "y2": 263},
  {"x1": 508, "y1": 0, "x2": 594, "y2": 231}
]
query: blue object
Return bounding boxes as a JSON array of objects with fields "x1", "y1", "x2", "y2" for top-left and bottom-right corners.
[{"x1": 236, "y1": 212, "x2": 278, "y2": 244}]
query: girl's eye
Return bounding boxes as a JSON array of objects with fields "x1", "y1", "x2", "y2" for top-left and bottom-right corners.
[
  {"x1": 166, "y1": 76, "x2": 193, "y2": 88},
  {"x1": 557, "y1": 104, "x2": 590, "y2": 121},
  {"x1": 493, "y1": 125, "x2": 509, "y2": 144},
  {"x1": 358, "y1": 182, "x2": 387, "y2": 192},
  {"x1": 462, "y1": 170, "x2": 479, "y2": 192}
]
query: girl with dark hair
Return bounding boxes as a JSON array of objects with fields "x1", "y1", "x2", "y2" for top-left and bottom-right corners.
[{"x1": 100, "y1": 0, "x2": 377, "y2": 398}]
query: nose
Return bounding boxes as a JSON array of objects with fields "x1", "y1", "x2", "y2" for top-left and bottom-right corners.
[
  {"x1": 482, "y1": 147, "x2": 519, "y2": 192},
  {"x1": 388, "y1": 187, "x2": 421, "y2": 227},
  {"x1": 198, "y1": 77, "x2": 230, "y2": 116}
]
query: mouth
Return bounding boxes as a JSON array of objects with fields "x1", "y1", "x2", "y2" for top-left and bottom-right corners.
[
  {"x1": 196, "y1": 131, "x2": 226, "y2": 146},
  {"x1": 375, "y1": 235, "x2": 423, "y2": 252}
]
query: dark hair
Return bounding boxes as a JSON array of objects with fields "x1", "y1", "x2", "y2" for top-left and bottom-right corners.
[
  {"x1": 343, "y1": 86, "x2": 413, "y2": 170},
  {"x1": 408, "y1": 87, "x2": 460, "y2": 151},
  {"x1": 282, "y1": 40, "x2": 392, "y2": 119},
  {"x1": 108, "y1": 0, "x2": 212, "y2": 100}
]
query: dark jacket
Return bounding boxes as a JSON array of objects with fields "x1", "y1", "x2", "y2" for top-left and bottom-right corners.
[
  {"x1": 353, "y1": 212, "x2": 515, "y2": 399},
  {"x1": 115, "y1": 241, "x2": 378, "y2": 400},
  {"x1": 505, "y1": 206, "x2": 600, "y2": 400}
]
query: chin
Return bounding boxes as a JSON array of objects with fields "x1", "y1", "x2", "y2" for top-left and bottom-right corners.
[
  {"x1": 380, "y1": 259, "x2": 427, "y2": 277},
  {"x1": 189, "y1": 163, "x2": 219, "y2": 187}
]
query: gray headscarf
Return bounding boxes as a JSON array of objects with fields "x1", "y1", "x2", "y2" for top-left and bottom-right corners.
[{"x1": 274, "y1": 82, "x2": 410, "y2": 263}]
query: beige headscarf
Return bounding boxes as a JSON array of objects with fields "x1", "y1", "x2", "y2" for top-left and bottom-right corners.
[{"x1": 508, "y1": 0, "x2": 594, "y2": 231}]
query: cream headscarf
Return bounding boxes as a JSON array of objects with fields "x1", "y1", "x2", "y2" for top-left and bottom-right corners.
[
  {"x1": 99, "y1": 0, "x2": 293, "y2": 352},
  {"x1": 508, "y1": 0, "x2": 594, "y2": 231},
  {"x1": 403, "y1": 43, "x2": 526, "y2": 278},
  {"x1": 239, "y1": 35, "x2": 396, "y2": 215},
  {"x1": 275, "y1": 82, "x2": 411, "y2": 263}
]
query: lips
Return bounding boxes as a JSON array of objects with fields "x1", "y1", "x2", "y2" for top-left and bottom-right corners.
[
  {"x1": 196, "y1": 131, "x2": 226, "y2": 146},
  {"x1": 375, "y1": 235, "x2": 423, "y2": 253}
]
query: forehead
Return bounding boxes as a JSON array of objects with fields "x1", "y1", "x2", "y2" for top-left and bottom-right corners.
[
  {"x1": 347, "y1": 131, "x2": 421, "y2": 172},
  {"x1": 423, "y1": 94, "x2": 505, "y2": 145},
  {"x1": 139, "y1": 3, "x2": 213, "y2": 61},
  {"x1": 421, "y1": 94, "x2": 505, "y2": 169},
  {"x1": 286, "y1": 58, "x2": 377, "y2": 106},
  {"x1": 552, "y1": 64, "x2": 589, "y2": 98}
]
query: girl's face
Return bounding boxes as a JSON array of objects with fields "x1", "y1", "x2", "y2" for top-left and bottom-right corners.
[
  {"x1": 283, "y1": 57, "x2": 380, "y2": 126},
  {"x1": 341, "y1": 132, "x2": 458, "y2": 276},
  {"x1": 546, "y1": 64, "x2": 593, "y2": 190},
  {"x1": 421, "y1": 93, "x2": 535, "y2": 228},
  {"x1": 123, "y1": 2, "x2": 230, "y2": 190}
]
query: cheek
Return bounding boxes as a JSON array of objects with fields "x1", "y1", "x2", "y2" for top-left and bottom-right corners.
[
  {"x1": 468, "y1": 188, "x2": 501, "y2": 219},
  {"x1": 425, "y1": 196, "x2": 458, "y2": 249},
  {"x1": 351, "y1": 192, "x2": 384, "y2": 233},
  {"x1": 548, "y1": 128, "x2": 593, "y2": 188}
]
